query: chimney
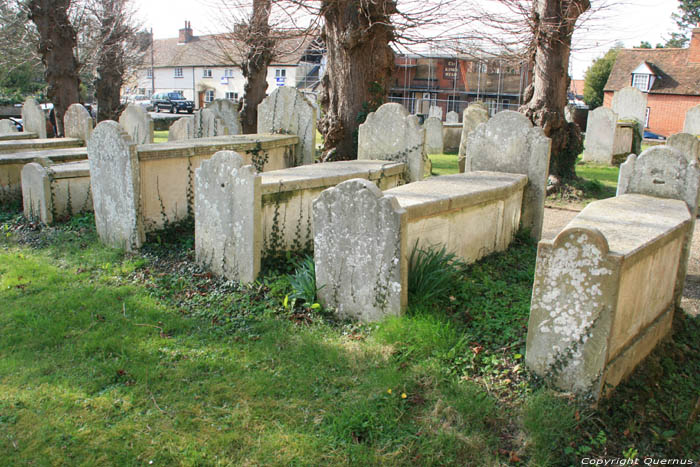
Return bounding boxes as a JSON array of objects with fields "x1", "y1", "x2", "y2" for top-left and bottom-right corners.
[
  {"x1": 178, "y1": 21, "x2": 193, "y2": 44},
  {"x1": 690, "y1": 22, "x2": 700, "y2": 64}
]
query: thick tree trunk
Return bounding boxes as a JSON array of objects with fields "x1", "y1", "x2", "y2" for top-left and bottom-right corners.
[
  {"x1": 240, "y1": 0, "x2": 273, "y2": 134},
  {"x1": 95, "y1": 1, "x2": 125, "y2": 122},
  {"x1": 27, "y1": 0, "x2": 80, "y2": 137},
  {"x1": 319, "y1": 0, "x2": 396, "y2": 159},
  {"x1": 519, "y1": 0, "x2": 590, "y2": 179}
]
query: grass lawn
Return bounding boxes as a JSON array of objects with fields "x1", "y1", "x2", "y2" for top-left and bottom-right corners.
[
  {"x1": 1, "y1": 204, "x2": 698, "y2": 464},
  {"x1": 428, "y1": 153, "x2": 459, "y2": 176},
  {"x1": 154, "y1": 130, "x2": 168, "y2": 143}
]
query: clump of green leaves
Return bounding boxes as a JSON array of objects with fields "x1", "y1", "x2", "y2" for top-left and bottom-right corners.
[
  {"x1": 408, "y1": 242, "x2": 466, "y2": 306},
  {"x1": 288, "y1": 255, "x2": 320, "y2": 305}
]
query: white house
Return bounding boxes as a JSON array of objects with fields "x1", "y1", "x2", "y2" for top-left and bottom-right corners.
[{"x1": 130, "y1": 22, "x2": 323, "y2": 109}]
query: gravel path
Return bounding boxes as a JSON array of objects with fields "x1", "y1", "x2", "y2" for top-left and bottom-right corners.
[{"x1": 542, "y1": 206, "x2": 699, "y2": 316}]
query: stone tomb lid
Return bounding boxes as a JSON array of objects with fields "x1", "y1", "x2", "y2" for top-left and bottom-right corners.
[
  {"x1": 48, "y1": 160, "x2": 90, "y2": 179},
  {"x1": 0, "y1": 132, "x2": 38, "y2": 141},
  {"x1": 260, "y1": 160, "x2": 405, "y2": 195},
  {"x1": 563, "y1": 193, "x2": 690, "y2": 257},
  {"x1": 385, "y1": 171, "x2": 528, "y2": 220},
  {"x1": 137, "y1": 134, "x2": 299, "y2": 161},
  {"x1": 0, "y1": 147, "x2": 87, "y2": 165},
  {"x1": 0, "y1": 137, "x2": 83, "y2": 153}
]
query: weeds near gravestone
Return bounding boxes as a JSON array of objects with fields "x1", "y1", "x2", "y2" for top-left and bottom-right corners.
[{"x1": 407, "y1": 241, "x2": 467, "y2": 306}]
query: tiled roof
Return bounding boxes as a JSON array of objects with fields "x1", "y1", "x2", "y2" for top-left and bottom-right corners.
[
  {"x1": 149, "y1": 31, "x2": 318, "y2": 68},
  {"x1": 604, "y1": 48, "x2": 700, "y2": 96}
]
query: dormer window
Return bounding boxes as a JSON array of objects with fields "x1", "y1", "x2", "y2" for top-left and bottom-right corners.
[{"x1": 630, "y1": 62, "x2": 656, "y2": 92}]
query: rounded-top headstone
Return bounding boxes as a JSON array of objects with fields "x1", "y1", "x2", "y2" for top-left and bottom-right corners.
[
  {"x1": 64, "y1": 103, "x2": 94, "y2": 142},
  {"x1": 118, "y1": 104, "x2": 153, "y2": 144},
  {"x1": 683, "y1": 104, "x2": 700, "y2": 136},
  {"x1": 21, "y1": 97, "x2": 47, "y2": 139}
]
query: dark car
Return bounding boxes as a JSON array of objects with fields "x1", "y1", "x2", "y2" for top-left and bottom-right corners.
[
  {"x1": 152, "y1": 92, "x2": 194, "y2": 114},
  {"x1": 643, "y1": 130, "x2": 666, "y2": 141}
]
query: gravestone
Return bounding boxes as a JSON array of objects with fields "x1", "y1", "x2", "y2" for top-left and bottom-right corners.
[
  {"x1": 446, "y1": 111, "x2": 459, "y2": 123},
  {"x1": 257, "y1": 87, "x2": 316, "y2": 166},
  {"x1": 428, "y1": 105, "x2": 443, "y2": 120},
  {"x1": 314, "y1": 178, "x2": 406, "y2": 322},
  {"x1": 465, "y1": 110, "x2": 551, "y2": 240},
  {"x1": 458, "y1": 105, "x2": 489, "y2": 172},
  {"x1": 0, "y1": 119, "x2": 18, "y2": 133},
  {"x1": 667, "y1": 133, "x2": 700, "y2": 163},
  {"x1": 118, "y1": 104, "x2": 153, "y2": 144},
  {"x1": 194, "y1": 108, "x2": 228, "y2": 138},
  {"x1": 612, "y1": 86, "x2": 647, "y2": 124},
  {"x1": 63, "y1": 103, "x2": 93, "y2": 142},
  {"x1": 87, "y1": 120, "x2": 143, "y2": 251},
  {"x1": 207, "y1": 99, "x2": 241, "y2": 135},
  {"x1": 582, "y1": 107, "x2": 618, "y2": 164},
  {"x1": 424, "y1": 117, "x2": 444, "y2": 154},
  {"x1": 195, "y1": 151, "x2": 260, "y2": 283},
  {"x1": 357, "y1": 102, "x2": 425, "y2": 182},
  {"x1": 684, "y1": 104, "x2": 700, "y2": 135},
  {"x1": 21, "y1": 97, "x2": 47, "y2": 139},
  {"x1": 168, "y1": 117, "x2": 194, "y2": 141}
]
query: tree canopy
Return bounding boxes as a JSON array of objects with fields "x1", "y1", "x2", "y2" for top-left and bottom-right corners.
[{"x1": 583, "y1": 46, "x2": 619, "y2": 110}]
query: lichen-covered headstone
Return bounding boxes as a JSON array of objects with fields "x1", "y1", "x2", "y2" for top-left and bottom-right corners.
[
  {"x1": 445, "y1": 111, "x2": 459, "y2": 123},
  {"x1": 257, "y1": 87, "x2": 316, "y2": 166},
  {"x1": 0, "y1": 119, "x2": 18, "y2": 133},
  {"x1": 465, "y1": 110, "x2": 551, "y2": 240},
  {"x1": 358, "y1": 103, "x2": 425, "y2": 182},
  {"x1": 87, "y1": 120, "x2": 144, "y2": 251},
  {"x1": 618, "y1": 146, "x2": 700, "y2": 306},
  {"x1": 428, "y1": 105, "x2": 443, "y2": 120},
  {"x1": 207, "y1": 99, "x2": 241, "y2": 135},
  {"x1": 314, "y1": 178, "x2": 407, "y2": 322},
  {"x1": 21, "y1": 97, "x2": 47, "y2": 139},
  {"x1": 63, "y1": 103, "x2": 93, "y2": 142},
  {"x1": 168, "y1": 117, "x2": 194, "y2": 141},
  {"x1": 611, "y1": 86, "x2": 648, "y2": 124},
  {"x1": 583, "y1": 107, "x2": 618, "y2": 164},
  {"x1": 193, "y1": 108, "x2": 228, "y2": 138},
  {"x1": 667, "y1": 132, "x2": 700, "y2": 163},
  {"x1": 118, "y1": 104, "x2": 153, "y2": 144},
  {"x1": 458, "y1": 104, "x2": 489, "y2": 172},
  {"x1": 423, "y1": 117, "x2": 444, "y2": 154},
  {"x1": 195, "y1": 151, "x2": 260, "y2": 283},
  {"x1": 683, "y1": 104, "x2": 700, "y2": 135}
]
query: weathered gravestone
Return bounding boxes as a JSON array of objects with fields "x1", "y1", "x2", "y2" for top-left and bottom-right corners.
[
  {"x1": 465, "y1": 110, "x2": 551, "y2": 240},
  {"x1": 428, "y1": 105, "x2": 443, "y2": 120},
  {"x1": 194, "y1": 108, "x2": 228, "y2": 138},
  {"x1": 667, "y1": 132, "x2": 700, "y2": 163},
  {"x1": 207, "y1": 99, "x2": 241, "y2": 135},
  {"x1": 612, "y1": 86, "x2": 646, "y2": 154},
  {"x1": 63, "y1": 103, "x2": 93, "y2": 142},
  {"x1": 257, "y1": 87, "x2": 316, "y2": 166},
  {"x1": 458, "y1": 104, "x2": 489, "y2": 172},
  {"x1": 168, "y1": 117, "x2": 194, "y2": 141},
  {"x1": 87, "y1": 121, "x2": 143, "y2": 251},
  {"x1": 195, "y1": 151, "x2": 260, "y2": 283},
  {"x1": 118, "y1": 104, "x2": 153, "y2": 144},
  {"x1": 314, "y1": 178, "x2": 407, "y2": 322},
  {"x1": 446, "y1": 111, "x2": 459, "y2": 123},
  {"x1": 357, "y1": 102, "x2": 425, "y2": 182},
  {"x1": 0, "y1": 119, "x2": 18, "y2": 133},
  {"x1": 582, "y1": 107, "x2": 618, "y2": 164},
  {"x1": 424, "y1": 117, "x2": 444, "y2": 154},
  {"x1": 22, "y1": 97, "x2": 47, "y2": 139},
  {"x1": 684, "y1": 104, "x2": 700, "y2": 135}
]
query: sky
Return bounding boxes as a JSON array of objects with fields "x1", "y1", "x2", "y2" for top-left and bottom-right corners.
[{"x1": 133, "y1": 0, "x2": 681, "y2": 79}]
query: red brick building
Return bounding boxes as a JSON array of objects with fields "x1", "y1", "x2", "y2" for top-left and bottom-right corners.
[
  {"x1": 603, "y1": 25, "x2": 700, "y2": 137},
  {"x1": 389, "y1": 54, "x2": 531, "y2": 118}
]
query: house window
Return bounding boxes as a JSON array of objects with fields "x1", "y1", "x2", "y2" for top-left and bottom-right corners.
[
  {"x1": 415, "y1": 58, "x2": 437, "y2": 80},
  {"x1": 174, "y1": 67, "x2": 183, "y2": 78},
  {"x1": 225, "y1": 92, "x2": 238, "y2": 100},
  {"x1": 275, "y1": 69, "x2": 286, "y2": 78},
  {"x1": 146, "y1": 68, "x2": 153, "y2": 79},
  {"x1": 205, "y1": 90, "x2": 215, "y2": 103},
  {"x1": 447, "y1": 95, "x2": 458, "y2": 113},
  {"x1": 224, "y1": 69, "x2": 234, "y2": 77},
  {"x1": 632, "y1": 73, "x2": 650, "y2": 92},
  {"x1": 645, "y1": 107, "x2": 650, "y2": 128},
  {"x1": 202, "y1": 69, "x2": 212, "y2": 78}
]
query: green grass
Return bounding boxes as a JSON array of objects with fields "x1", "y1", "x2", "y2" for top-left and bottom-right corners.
[
  {"x1": 154, "y1": 130, "x2": 168, "y2": 143},
  {"x1": 0, "y1": 210, "x2": 698, "y2": 464},
  {"x1": 429, "y1": 153, "x2": 459, "y2": 176}
]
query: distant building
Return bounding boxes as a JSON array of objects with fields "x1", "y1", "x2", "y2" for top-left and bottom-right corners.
[
  {"x1": 389, "y1": 53, "x2": 532, "y2": 119},
  {"x1": 603, "y1": 24, "x2": 700, "y2": 137},
  {"x1": 129, "y1": 22, "x2": 323, "y2": 109}
]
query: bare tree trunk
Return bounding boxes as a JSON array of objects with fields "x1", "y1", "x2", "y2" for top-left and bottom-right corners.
[
  {"x1": 240, "y1": 0, "x2": 273, "y2": 134},
  {"x1": 95, "y1": 0, "x2": 125, "y2": 122},
  {"x1": 519, "y1": 0, "x2": 589, "y2": 179},
  {"x1": 27, "y1": 0, "x2": 80, "y2": 137},
  {"x1": 319, "y1": 0, "x2": 396, "y2": 159}
]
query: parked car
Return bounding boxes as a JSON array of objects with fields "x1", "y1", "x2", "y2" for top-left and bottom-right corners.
[
  {"x1": 643, "y1": 130, "x2": 666, "y2": 141},
  {"x1": 127, "y1": 95, "x2": 153, "y2": 111},
  {"x1": 152, "y1": 92, "x2": 194, "y2": 114},
  {"x1": 8, "y1": 117, "x2": 22, "y2": 131}
]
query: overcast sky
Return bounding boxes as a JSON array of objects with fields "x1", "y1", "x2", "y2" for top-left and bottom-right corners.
[{"x1": 133, "y1": 0, "x2": 681, "y2": 79}]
